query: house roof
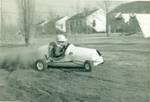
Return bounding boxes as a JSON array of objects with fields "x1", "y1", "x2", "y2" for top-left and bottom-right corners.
[
  {"x1": 56, "y1": 16, "x2": 70, "y2": 22},
  {"x1": 37, "y1": 16, "x2": 65, "y2": 26},
  {"x1": 37, "y1": 20, "x2": 47, "y2": 25},
  {"x1": 109, "y1": 1, "x2": 150, "y2": 14},
  {"x1": 55, "y1": 16, "x2": 65, "y2": 21},
  {"x1": 68, "y1": 9, "x2": 100, "y2": 20}
]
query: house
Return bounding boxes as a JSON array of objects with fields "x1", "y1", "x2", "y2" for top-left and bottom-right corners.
[
  {"x1": 66, "y1": 9, "x2": 106, "y2": 34},
  {"x1": 134, "y1": 14, "x2": 150, "y2": 38},
  {"x1": 55, "y1": 16, "x2": 70, "y2": 33},
  {"x1": 36, "y1": 17, "x2": 65, "y2": 34},
  {"x1": 108, "y1": 1, "x2": 150, "y2": 34},
  {"x1": 36, "y1": 19, "x2": 56, "y2": 34},
  {"x1": 109, "y1": 12, "x2": 141, "y2": 33}
]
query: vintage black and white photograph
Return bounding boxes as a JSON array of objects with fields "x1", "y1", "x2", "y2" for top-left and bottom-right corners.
[{"x1": 0, "y1": 0, "x2": 149, "y2": 102}]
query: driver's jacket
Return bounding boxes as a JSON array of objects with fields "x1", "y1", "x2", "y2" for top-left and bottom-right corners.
[{"x1": 48, "y1": 42, "x2": 69, "y2": 58}]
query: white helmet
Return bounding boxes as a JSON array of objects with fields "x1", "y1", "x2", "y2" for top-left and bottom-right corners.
[{"x1": 56, "y1": 35, "x2": 67, "y2": 42}]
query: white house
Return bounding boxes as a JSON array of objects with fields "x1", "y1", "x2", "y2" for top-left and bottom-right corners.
[
  {"x1": 86, "y1": 9, "x2": 106, "y2": 32},
  {"x1": 112, "y1": 12, "x2": 150, "y2": 38},
  {"x1": 121, "y1": 13, "x2": 150, "y2": 38},
  {"x1": 135, "y1": 14, "x2": 150, "y2": 38},
  {"x1": 66, "y1": 9, "x2": 106, "y2": 33},
  {"x1": 55, "y1": 16, "x2": 70, "y2": 33}
]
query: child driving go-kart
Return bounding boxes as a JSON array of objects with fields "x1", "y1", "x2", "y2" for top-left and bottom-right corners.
[
  {"x1": 35, "y1": 34, "x2": 104, "y2": 72},
  {"x1": 48, "y1": 35, "x2": 70, "y2": 61}
]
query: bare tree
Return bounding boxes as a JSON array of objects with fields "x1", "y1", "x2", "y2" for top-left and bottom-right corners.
[
  {"x1": 71, "y1": 0, "x2": 83, "y2": 15},
  {"x1": 0, "y1": 0, "x2": 5, "y2": 42},
  {"x1": 47, "y1": 7, "x2": 58, "y2": 20},
  {"x1": 17, "y1": 0, "x2": 35, "y2": 44}
]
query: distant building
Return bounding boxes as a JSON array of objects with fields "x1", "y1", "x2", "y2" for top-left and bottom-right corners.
[
  {"x1": 36, "y1": 19, "x2": 56, "y2": 34},
  {"x1": 55, "y1": 16, "x2": 70, "y2": 33},
  {"x1": 108, "y1": 1, "x2": 150, "y2": 34},
  {"x1": 36, "y1": 17, "x2": 69, "y2": 34},
  {"x1": 66, "y1": 9, "x2": 106, "y2": 34}
]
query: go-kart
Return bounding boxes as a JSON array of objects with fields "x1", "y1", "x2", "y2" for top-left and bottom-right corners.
[{"x1": 35, "y1": 42, "x2": 104, "y2": 72}]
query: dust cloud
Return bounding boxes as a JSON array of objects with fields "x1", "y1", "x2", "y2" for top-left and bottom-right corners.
[{"x1": 0, "y1": 46, "x2": 40, "y2": 72}]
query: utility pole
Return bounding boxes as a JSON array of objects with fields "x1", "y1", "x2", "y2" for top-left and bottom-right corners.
[
  {"x1": 0, "y1": 0, "x2": 2, "y2": 41},
  {"x1": 0, "y1": 0, "x2": 3, "y2": 42}
]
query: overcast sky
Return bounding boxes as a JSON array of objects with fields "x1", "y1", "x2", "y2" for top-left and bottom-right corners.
[
  {"x1": 0, "y1": 0, "x2": 148, "y2": 25},
  {"x1": 35, "y1": 0, "x2": 125, "y2": 16},
  {"x1": 1, "y1": 0, "x2": 126, "y2": 15}
]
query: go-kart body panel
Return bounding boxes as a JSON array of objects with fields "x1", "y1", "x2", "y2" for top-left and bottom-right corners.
[
  {"x1": 38, "y1": 43, "x2": 104, "y2": 67},
  {"x1": 47, "y1": 61, "x2": 84, "y2": 68}
]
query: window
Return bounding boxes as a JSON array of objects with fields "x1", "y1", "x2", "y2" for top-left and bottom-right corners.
[
  {"x1": 61, "y1": 24, "x2": 63, "y2": 29},
  {"x1": 93, "y1": 20, "x2": 96, "y2": 27},
  {"x1": 79, "y1": 20, "x2": 82, "y2": 25}
]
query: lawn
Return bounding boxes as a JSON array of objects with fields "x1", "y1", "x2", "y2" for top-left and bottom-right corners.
[{"x1": 0, "y1": 33, "x2": 149, "y2": 102}]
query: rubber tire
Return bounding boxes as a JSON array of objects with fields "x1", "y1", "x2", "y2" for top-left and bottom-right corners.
[
  {"x1": 83, "y1": 60, "x2": 92, "y2": 72},
  {"x1": 35, "y1": 59, "x2": 47, "y2": 71}
]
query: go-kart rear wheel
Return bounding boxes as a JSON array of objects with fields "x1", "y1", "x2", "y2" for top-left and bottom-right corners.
[
  {"x1": 84, "y1": 60, "x2": 92, "y2": 72},
  {"x1": 35, "y1": 59, "x2": 47, "y2": 71}
]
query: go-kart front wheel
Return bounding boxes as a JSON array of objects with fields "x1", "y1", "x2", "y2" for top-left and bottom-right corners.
[
  {"x1": 83, "y1": 60, "x2": 93, "y2": 72},
  {"x1": 35, "y1": 59, "x2": 47, "y2": 71}
]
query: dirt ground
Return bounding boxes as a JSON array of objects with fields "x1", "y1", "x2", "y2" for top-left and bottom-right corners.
[{"x1": 0, "y1": 33, "x2": 149, "y2": 102}]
